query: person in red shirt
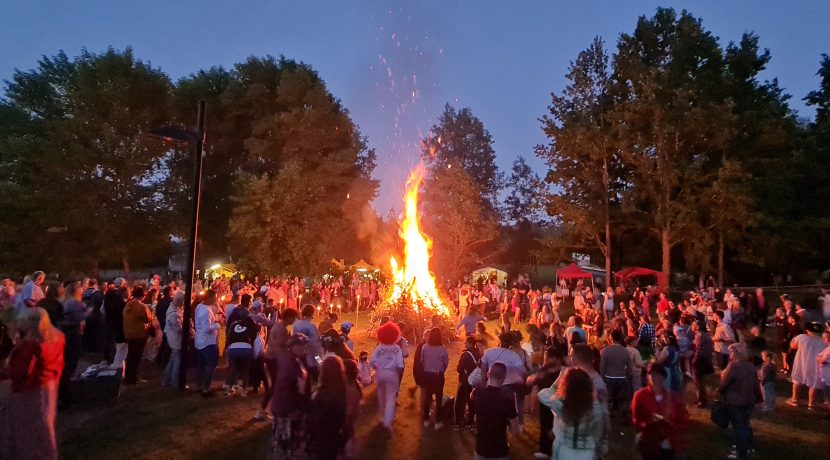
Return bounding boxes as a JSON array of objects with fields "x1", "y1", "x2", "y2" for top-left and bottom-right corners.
[
  {"x1": 631, "y1": 362, "x2": 688, "y2": 460},
  {"x1": 0, "y1": 307, "x2": 65, "y2": 460}
]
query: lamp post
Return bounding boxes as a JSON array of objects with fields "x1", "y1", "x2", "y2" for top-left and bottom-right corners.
[{"x1": 149, "y1": 100, "x2": 205, "y2": 391}]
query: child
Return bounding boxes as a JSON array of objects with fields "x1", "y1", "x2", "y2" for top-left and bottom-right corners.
[
  {"x1": 341, "y1": 321, "x2": 354, "y2": 351},
  {"x1": 759, "y1": 350, "x2": 777, "y2": 412},
  {"x1": 357, "y1": 351, "x2": 374, "y2": 386}
]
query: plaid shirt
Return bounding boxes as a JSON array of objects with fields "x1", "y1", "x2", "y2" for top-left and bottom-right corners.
[{"x1": 638, "y1": 323, "x2": 656, "y2": 347}]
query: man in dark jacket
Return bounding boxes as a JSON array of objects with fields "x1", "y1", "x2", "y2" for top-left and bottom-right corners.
[
  {"x1": 103, "y1": 281, "x2": 127, "y2": 364},
  {"x1": 154, "y1": 286, "x2": 174, "y2": 365},
  {"x1": 454, "y1": 336, "x2": 480, "y2": 430}
]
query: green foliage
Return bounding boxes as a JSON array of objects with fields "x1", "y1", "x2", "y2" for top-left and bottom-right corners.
[{"x1": 226, "y1": 60, "x2": 378, "y2": 274}]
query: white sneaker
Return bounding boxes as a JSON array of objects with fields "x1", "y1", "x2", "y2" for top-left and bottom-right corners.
[{"x1": 534, "y1": 453, "x2": 550, "y2": 459}]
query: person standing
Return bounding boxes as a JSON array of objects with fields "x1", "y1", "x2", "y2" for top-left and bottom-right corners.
[
  {"x1": 122, "y1": 286, "x2": 152, "y2": 385},
  {"x1": 153, "y1": 286, "x2": 174, "y2": 365},
  {"x1": 455, "y1": 336, "x2": 481, "y2": 430},
  {"x1": 162, "y1": 292, "x2": 187, "y2": 387},
  {"x1": 420, "y1": 327, "x2": 449, "y2": 429},
  {"x1": 527, "y1": 347, "x2": 564, "y2": 459},
  {"x1": 471, "y1": 363, "x2": 520, "y2": 460},
  {"x1": 712, "y1": 311, "x2": 735, "y2": 370},
  {"x1": 17, "y1": 271, "x2": 46, "y2": 311},
  {"x1": 194, "y1": 289, "x2": 220, "y2": 396},
  {"x1": 786, "y1": 321, "x2": 826, "y2": 409},
  {"x1": 271, "y1": 333, "x2": 309, "y2": 456},
  {"x1": 631, "y1": 363, "x2": 689, "y2": 460},
  {"x1": 759, "y1": 350, "x2": 777, "y2": 413},
  {"x1": 0, "y1": 308, "x2": 64, "y2": 460},
  {"x1": 104, "y1": 280, "x2": 128, "y2": 370},
  {"x1": 292, "y1": 304, "x2": 322, "y2": 381},
  {"x1": 306, "y1": 356, "x2": 348, "y2": 460},
  {"x1": 370, "y1": 321, "x2": 405, "y2": 431},
  {"x1": 718, "y1": 343, "x2": 760, "y2": 460},
  {"x1": 538, "y1": 367, "x2": 609, "y2": 460},
  {"x1": 816, "y1": 330, "x2": 830, "y2": 420},
  {"x1": 57, "y1": 281, "x2": 90, "y2": 404},
  {"x1": 600, "y1": 329, "x2": 633, "y2": 415},
  {"x1": 255, "y1": 307, "x2": 298, "y2": 421},
  {"x1": 692, "y1": 320, "x2": 715, "y2": 407},
  {"x1": 224, "y1": 307, "x2": 258, "y2": 396}
]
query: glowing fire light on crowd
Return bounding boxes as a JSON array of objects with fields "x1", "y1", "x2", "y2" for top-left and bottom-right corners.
[{"x1": 387, "y1": 163, "x2": 451, "y2": 317}]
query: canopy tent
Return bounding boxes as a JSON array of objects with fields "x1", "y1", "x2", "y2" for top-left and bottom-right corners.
[
  {"x1": 556, "y1": 263, "x2": 593, "y2": 279},
  {"x1": 205, "y1": 263, "x2": 237, "y2": 279},
  {"x1": 614, "y1": 266, "x2": 665, "y2": 290},
  {"x1": 470, "y1": 266, "x2": 508, "y2": 286},
  {"x1": 350, "y1": 259, "x2": 379, "y2": 272}
]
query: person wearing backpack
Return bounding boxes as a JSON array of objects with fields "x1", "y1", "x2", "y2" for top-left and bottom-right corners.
[{"x1": 454, "y1": 336, "x2": 481, "y2": 430}]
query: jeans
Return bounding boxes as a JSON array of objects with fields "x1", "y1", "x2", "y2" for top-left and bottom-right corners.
[
  {"x1": 163, "y1": 349, "x2": 181, "y2": 386},
  {"x1": 226, "y1": 347, "x2": 253, "y2": 388},
  {"x1": 195, "y1": 344, "x2": 219, "y2": 392},
  {"x1": 113, "y1": 342, "x2": 129, "y2": 375},
  {"x1": 762, "y1": 382, "x2": 775, "y2": 411},
  {"x1": 124, "y1": 339, "x2": 147, "y2": 384},
  {"x1": 376, "y1": 368, "x2": 401, "y2": 428},
  {"x1": 420, "y1": 372, "x2": 445, "y2": 421},
  {"x1": 454, "y1": 382, "x2": 474, "y2": 426},
  {"x1": 726, "y1": 404, "x2": 754, "y2": 458},
  {"x1": 604, "y1": 376, "x2": 630, "y2": 412}
]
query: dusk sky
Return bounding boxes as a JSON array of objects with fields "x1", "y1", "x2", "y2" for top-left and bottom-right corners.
[{"x1": 2, "y1": 0, "x2": 828, "y2": 213}]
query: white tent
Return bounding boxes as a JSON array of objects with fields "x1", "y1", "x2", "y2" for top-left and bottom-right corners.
[{"x1": 470, "y1": 266, "x2": 508, "y2": 286}]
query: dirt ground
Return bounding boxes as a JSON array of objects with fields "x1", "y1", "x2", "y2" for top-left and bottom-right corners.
[{"x1": 39, "y1": 314, "x2": 830, "y2": 460}]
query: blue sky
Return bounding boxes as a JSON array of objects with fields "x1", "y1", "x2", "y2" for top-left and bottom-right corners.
[{"x1": 1, "y1": 0, "x2": 828, "y2": 212}]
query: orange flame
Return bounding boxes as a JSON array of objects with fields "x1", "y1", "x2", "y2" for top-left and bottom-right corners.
[{"x1": 388, "y1": 163, "x2": 451, "y2": 316}]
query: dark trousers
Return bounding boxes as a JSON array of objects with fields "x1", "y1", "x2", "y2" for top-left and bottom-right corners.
[
  {"x1": 124, "y1": 339, "x2": 146, "y2": 384},
  {"x1": 226, "y1": 348, "x2": 253, "y2": 388},
  {"x1": 195, "y1": 344, "x2": 218, "y2": 392},
  {"x1": 59, "y1": 327, "x2": 82, "y2": 403},
  {"x1": 604, "y1": 376, "x2": 631, "y2": 412},
  {"x1": 718, "y1": 353, "x2": 730, "y2": 370},
  {"x1": 155, "y1": 334, "x2": 171, "y2": 367},
  {"x1": 261, "y1": 357, "x2": 279, "y2": 410},
  {"x1": 249, "y1": 355, "x2": 269, "y2": 393},
  {"x1": 420, "y1": 372, "x2": 445, "y2": 421},
  {"x1": 538, "y1": 401, "x2": 553, "y2": 455},
  {"x1": 454, "y1": 381, "x2": 474, "y2": 426},
  {"x1": 726, "y1": 404, "x2": 754, "y2": 459}
]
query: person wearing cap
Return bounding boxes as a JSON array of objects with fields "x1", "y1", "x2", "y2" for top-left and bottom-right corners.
[
  {"x1": 787, "y1": 321, "x2": 826, "y2": 409},
  {"x1": 271, "y1": 333, "x2": 309, "y2": 456}
]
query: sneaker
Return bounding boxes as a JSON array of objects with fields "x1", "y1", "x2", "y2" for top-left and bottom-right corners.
[
  {"x1": 534, "y1": 453, "x2": 550, "y2": 459},
  {"x1": 434, "y1": 422, "x2": 443, "y2": 430},
  {"x1": 786, "y1": 399, "x2": 798, "y2": 407},
  {"x1": 253, "y1": 410, "x2": 272, "y2": 422}
]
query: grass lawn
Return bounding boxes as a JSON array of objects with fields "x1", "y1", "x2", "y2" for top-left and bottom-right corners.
[{"x1": 41, "y1": 313, "x2": 830, "y2": 459}]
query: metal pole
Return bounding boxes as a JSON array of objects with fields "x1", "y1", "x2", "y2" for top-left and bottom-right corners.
[{"x1": 179, "y1": 100, "x2": 205, "y2": 391}]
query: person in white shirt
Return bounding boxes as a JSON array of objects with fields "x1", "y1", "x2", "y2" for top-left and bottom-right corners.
[
  {"x1": 163, "y1": 292, "x2": 190, "y2": 387},
  {"x1": 17, "y1": 270, "x2": 46, "y2": 311},
  {"x1": 370, "y1": 322, "x2": 405, "y2": 431},
  {"x1": 194, "y1": 289, "x2": 220, "y2": 395}
]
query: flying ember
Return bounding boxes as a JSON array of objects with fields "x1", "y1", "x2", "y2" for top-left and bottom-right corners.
[{"x1": 387, "y1": 163, "x2": 451, "y2": 316}]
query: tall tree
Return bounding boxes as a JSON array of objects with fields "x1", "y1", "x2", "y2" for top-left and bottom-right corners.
[
  {"x1": 421, "y1": 165, "x2": 498, "y2": 280},
  {"x1": 422, "y1": 104, "x2": 502, "y2": 212},
  {"x1": 2, "y1": 48, "x2": 176, "y2": 273},
  {"x1": 227, "y1": 59, "x2": 377, "y2": 273},
  {"x1": 611, "y1": 9, "x2": 736, "y2": 289},
  {"x1": 536, "y1": 37, "x2": 620, "y2": 286},
  {"x1": 503, "y1": 156, "x2": 548, "y2": 225}
]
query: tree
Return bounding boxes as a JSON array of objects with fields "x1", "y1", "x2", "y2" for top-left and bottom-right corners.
[
  {"x1": 536, "y1": 37, "x2": 621, "y2": 287},
  {"x1": 1, "y1": 48, "x2": 176, "y2": 273},
  {"x1": 611, "y1": 9, "x2": 736, "y2": 289},
  {"x1": 421, "y1": 165, "x2": 498, "y2": 280},
  {"x1": 422, "y1": 104, "x2": 502, "y2": 212},
  {"x1": 226, "y1": 60, "x2": 377, "y2": 273},
  {"x1": 503, "y1": 156, "x2": 548, "y2": 225}
]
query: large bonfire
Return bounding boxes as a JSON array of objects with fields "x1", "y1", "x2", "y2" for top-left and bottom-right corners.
[{"x1": 373, "y1": 162, "x2": 452, "y2": 327}]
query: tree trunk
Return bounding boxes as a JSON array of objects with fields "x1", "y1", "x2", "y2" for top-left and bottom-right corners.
[
  {"x1": 717, "y1": 231, "x2": 724, "y2": 288},
  {"x1": 661, "y1": 229, "x2": 671, "y2": 291},
  {"x1": 603, "y1": 158, "x2": 612, "y2": 288}
]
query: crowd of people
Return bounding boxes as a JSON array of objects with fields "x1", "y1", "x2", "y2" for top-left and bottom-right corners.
[{"x1": 1, "y1": 269, "x2": 830, "y2": 460}]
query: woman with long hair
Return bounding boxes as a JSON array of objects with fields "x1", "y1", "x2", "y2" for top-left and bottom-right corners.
[
  {"x1": 419, "y1": 327, "x2": 449, "y2": 428},
  {"x1": 538, "y1": 367, "x2": 609, "y2": 460},
  {"x1": 307, "y1": 355, "x2": 348, "y2": 459},
  {"x1": 342, "y1": 359, "x2": 363, "y2": 457},
  {"x1": 0, "y1": 307, "x2": 65, "y2": 460}
]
